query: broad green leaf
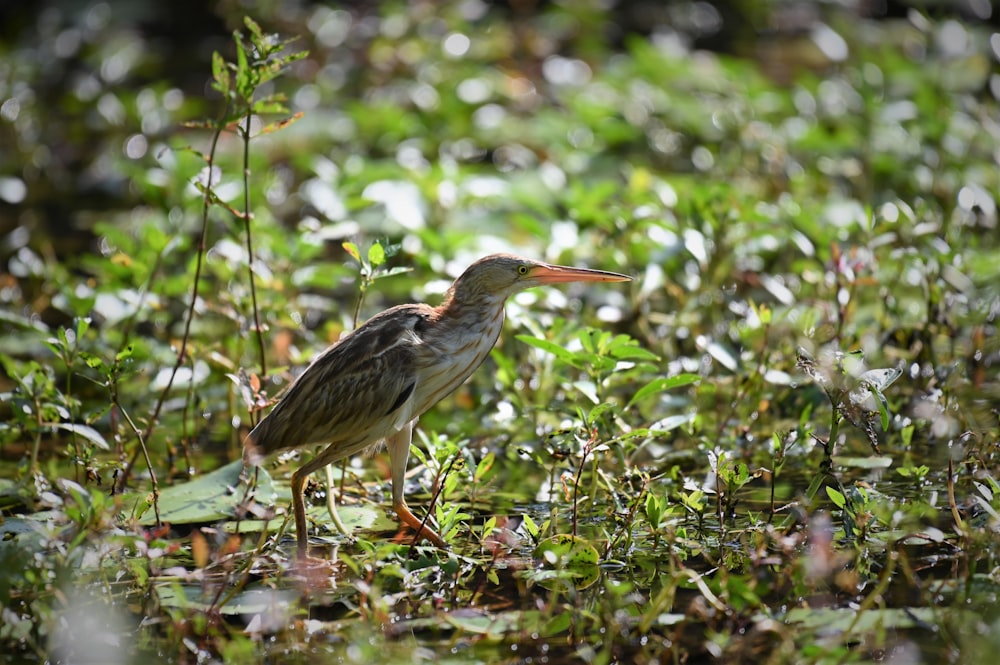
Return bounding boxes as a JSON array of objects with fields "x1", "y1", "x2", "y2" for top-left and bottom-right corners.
[
  {"x1": 368, "y1": 242, "x2": 386, "y2": 268},
  {"x1": 609, "y1": 345, "x2": 660, "y2": 361},
  {"x1": 826, "y1": 486, "x2": 846, "y2": 509},
  {"x1": 786, "y1": 607, "x2": 974, "y2": 632},
  {"x1": 628, "y1": 373, "x2": 700, "y2": 407},
  {"x1": 223, "y1": 503, "x2": 380, "y2": 535},
  {"x1": 521, "y1": 513, "x2": 540, "y2": 539},
  {"x1": 140, "y1": 460, "x2": 275, "y2": 526},
  {"x1": 154, "y1": 582, "x2": 301, "y2": 616},
  {"x1": 515, "y1": 335, "x2": 583, "y2": 366},
  {"x1": 441, "y1": 609, "x2": 548, "y2": 637},
  {"x1": 48, "y1": 423, "x2": 109, "y2": 451}
]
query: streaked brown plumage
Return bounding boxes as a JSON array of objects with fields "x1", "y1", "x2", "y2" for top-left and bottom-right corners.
[{"x1": 245, "y1": 253, "x2": 631, "y2": 557}]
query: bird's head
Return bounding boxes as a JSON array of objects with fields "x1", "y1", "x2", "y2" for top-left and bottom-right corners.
[{"x1": 447, "y1": 253, "x2": 631, "y2": 306}]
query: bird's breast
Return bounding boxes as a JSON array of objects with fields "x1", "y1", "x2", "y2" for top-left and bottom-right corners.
[{"x1": 409, "y1": 306, "x2": 505, "y2": 415}]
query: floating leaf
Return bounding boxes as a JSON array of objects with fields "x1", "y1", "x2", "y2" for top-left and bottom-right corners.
[
  {"x1": 786, "y1": 607, "x2": 972, "y2": 632},
  {"x1": 443, "y1": 609, "x2": 548, "y2": 638},
  {"x1": 140, "y1": 460, "x2": 274, "y2": 526},
  {"x1": 154, "y1": 582, "x2": 300, "y2": 616},
  {"x1": 223, "y1": 503, "x2": 381, "y2": 536}
]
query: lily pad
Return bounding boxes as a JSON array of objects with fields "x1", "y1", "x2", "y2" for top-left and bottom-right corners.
[
  {"x1": 223, "y1": 502, "x2": 382, "y2": 536},
  {"x1": 785, "y1": 606, "x2": 969, "y2": 633},
  {"x1": 0, "y1": 516, "x2": 50, "y2": 555},
  {"x1": 139, "y1": 460, "x2": 276, "y2": 526},
  {"x1": 443, "y1": 609, "x2": 548, "y2": 638},
  {"x1": 154, "y1": 581, "x2": 300, "y2": 617}
]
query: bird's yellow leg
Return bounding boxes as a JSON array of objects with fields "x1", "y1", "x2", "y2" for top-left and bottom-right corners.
[
  {"x1": 387, "y1": 423, "x2": 448, "y2": 548},
  {"x1": 324, "y1": 463, "x2": 351, "y2": 539}
]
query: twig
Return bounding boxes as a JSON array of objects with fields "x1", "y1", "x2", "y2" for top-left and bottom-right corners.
[
  {"x1": 240, "y1": 109, "x2": 267, "y2": 379},
  {"x1": 116, "y1": 103, "x2": 230, "y2": 494}
]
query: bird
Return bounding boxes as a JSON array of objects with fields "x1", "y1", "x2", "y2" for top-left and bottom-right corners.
[{"x1": 244, "y1": 253, "x2": 631, "y2": 557}]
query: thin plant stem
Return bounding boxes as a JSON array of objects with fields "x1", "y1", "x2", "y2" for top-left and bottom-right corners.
[
  {"x1": 116, "y1": 103, "x2": 230, "y2": 495},
  {"x1": 241, "y1": 109, "x2": 267, "y2": 380},
  {"x1": 337, "y1": 272, "x2": 373, "y2": 499},
  {"x1": 571, "y1": 428, "x2": 598, "y2": 537},
  {"x1": 409, "y1": 452, "x2": 458, "y2": 550},
  {"x1": 113, "y1": 392, "x2": 160, "y2": 527}
]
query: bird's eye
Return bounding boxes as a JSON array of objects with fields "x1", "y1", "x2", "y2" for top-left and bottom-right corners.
[{"x1": 517, "y1": 264, "x2": 529, "y2": 275}]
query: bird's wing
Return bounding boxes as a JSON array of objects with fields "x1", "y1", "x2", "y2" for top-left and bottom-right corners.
[{"x1": 248, "y1": 304, "x2": 435, "y2": 456}]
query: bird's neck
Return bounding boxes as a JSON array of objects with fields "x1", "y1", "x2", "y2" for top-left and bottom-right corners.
[
  {"x1": 436, "y1": 290, "x2": 506, "y2": 322},
  {"x1": 439, "y1": 277, "x2": 511, "y2": 313},
  {"x1": 433, "y1": 291, "x2": 508, "y2": 346}
]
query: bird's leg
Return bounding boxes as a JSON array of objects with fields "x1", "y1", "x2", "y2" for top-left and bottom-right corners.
[
  {"x1": 290, "y1": 447, "x2": 353, "y2": 559},
  {"x1": 324, "y1": 462, "x2": 351, "y2": 538},
  {"x1": 290, "y1": 466, "x2": 311, "y2": 559},
  {"x1": 387, "y1": 422, "x2": 447, "y2": 548}
]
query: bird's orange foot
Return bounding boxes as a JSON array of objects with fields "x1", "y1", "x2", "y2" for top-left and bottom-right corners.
[{"x1": 393, "y1": 501, "x2": 448, "y2": 548}]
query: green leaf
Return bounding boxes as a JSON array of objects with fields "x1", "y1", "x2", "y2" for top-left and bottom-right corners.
[
  {"x1": 521, "y1": 513, "x2": 540, "y2": 539},
  {"x1": 244, "y1": 16, "x2": 264, "y2": 43},
  {"x1": 48, "y1": 423, "x2": 109, "y2": 451},
  {"x1": 872, "y1": 385, "x2": 891, "y2": 431},
  {"x1": 825, "y1": 486, "x2": 846, "y2": 509},
  {"x1": 627, "y1": 373, "x2": 700, "y2": 407},
  {"x1": 786, "y1": 607, "x2": 973, "y2": 632},
  {"x1": 515, "y1": 335, "x2": 583, "y2": 367},
  {"x1": 368, "y1": 242, "x2": 386, "y2": 268},
  {"x1": 474, "y1": 451, "x2": 496, "y2": 483},
  {"x1": 211, "y1": 51, "x2": 230, "y2": 96},
  {"x1": 645, "y1": 492, "x2": 664, "y2": 527},
  {"x1": 155, "y1": 582, "x2": 299, "y2": 616},
  {"x1": 441, "y1": 609, "x2": 547, "y2": 638},
  {"x1": 481, "y1": 516, "x2": 497, "y2": 539},
  {"x1": 234, "y1": 31, "x2": 253, "y2": 99},
  {"x1": 139, "y1": 460, "x2": 274, "y2": 526},
  {"x1": 531, "y1": 534, "x2": 600, "y2": 589},
  {"x1": 250, "y1": 100, "x2": 290, "y2": 115},
  {"x1": 610, "y1": 345, "x2": 660, "y2": 362}
]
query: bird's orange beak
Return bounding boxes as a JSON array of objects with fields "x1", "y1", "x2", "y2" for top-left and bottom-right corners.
[{"x1": 528, "y1": 263, "x2": 632, "y2": 284}]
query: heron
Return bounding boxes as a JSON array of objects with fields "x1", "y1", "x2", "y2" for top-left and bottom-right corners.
[{"x1": 244, "y1": 253, "x2": 631, "y2": 557}]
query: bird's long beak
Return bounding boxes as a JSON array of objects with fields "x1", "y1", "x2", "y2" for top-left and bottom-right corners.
[{"x1": 529, "y1": 263, "x2": 632, "y2": 284}]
